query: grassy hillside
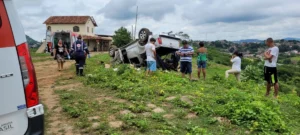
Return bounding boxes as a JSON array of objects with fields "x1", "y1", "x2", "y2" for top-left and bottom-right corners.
[
  {"x1": 53, "y1": 53, "x2": 300, "y2": 135},
  {"x1": 26, "y1": 35, "x2": 40, "y2": 46}
]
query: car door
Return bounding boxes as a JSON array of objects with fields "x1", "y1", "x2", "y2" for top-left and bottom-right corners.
[{"x1": 0, "y1": 0, "x2": 29, "y2": 134}]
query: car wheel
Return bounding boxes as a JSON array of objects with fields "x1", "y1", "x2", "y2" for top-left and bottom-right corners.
[
  {"x1": 109, "y1": 45, "x2": 117, "y2": 57},
  {"x1": 138, "y1": 28, "x2": 150, "y2": 46}
]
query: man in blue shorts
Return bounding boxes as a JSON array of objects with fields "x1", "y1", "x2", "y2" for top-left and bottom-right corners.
[
  {"x1": 145, "y1": 38, "x2": 157, "y2": 76},
  {"x1": 176, "y1": 40, "x2": 194, "y2": 80}
]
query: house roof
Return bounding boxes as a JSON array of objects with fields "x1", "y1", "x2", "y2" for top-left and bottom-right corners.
[{"x1": 44, "y1": 16, "x2": 97, "y2": 26}]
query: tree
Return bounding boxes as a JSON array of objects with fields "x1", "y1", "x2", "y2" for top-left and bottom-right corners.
[{"x1": 112, "y1": 27, "x2": 132, "y2": 47}]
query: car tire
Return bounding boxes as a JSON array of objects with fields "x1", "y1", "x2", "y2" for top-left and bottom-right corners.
[
  {"x1": 109, "y1": 45, "x2": 117, "y2": 57},
  {"x1": 138, "y1": 28, "x2": 151, "y2": 46}
]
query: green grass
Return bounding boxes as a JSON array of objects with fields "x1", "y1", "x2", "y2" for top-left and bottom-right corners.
[
  {"x1": 29, "y1": 48, "x2": 52, "y2": 62},
  {"x1": 291, "y1": 56, "x2": 300, "y2": 61},
  {"x1": 52, "y1": 53, "x2": 300, "y2": 135}
]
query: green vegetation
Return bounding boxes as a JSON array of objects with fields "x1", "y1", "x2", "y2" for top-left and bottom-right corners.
[
  {"x1": 52, "y1": 53, "x2": 300, "y2": 135},
  {"x1": 26, "y1": 35, "x2": 40, "y2": 46},
  {"x1": 112, "y1": 27, "x2": 132, "y2": 47},
  {"x1": 29, "y1": 48, "x2": 52, "y2": 62}
]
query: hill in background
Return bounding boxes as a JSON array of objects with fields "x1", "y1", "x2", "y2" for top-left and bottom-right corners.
[{"x1": 26, "y1": 35, "x2": 41, "y2": 47}]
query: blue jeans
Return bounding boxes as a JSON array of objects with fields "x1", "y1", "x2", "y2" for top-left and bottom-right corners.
[
  {"x1": 147, "y1": 61, "x2": 157, "y2": 71},
  {"x1": 197, "y1": 61, "x2": 207, "y2": 68}
]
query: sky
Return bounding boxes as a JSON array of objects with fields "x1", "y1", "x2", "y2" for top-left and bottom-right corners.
[{"x1": 13, "y1": 0, "x2": 300, "y2": 41}]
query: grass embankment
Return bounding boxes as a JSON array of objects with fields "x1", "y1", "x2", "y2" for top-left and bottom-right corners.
[
  {"x1": 54, "y1": 54, "x2": 300, "y2": 135},
  {"x1": 29, "y1": 48, "x2": 52, "y2": 62}
]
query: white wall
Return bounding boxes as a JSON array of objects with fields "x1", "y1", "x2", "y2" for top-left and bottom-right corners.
[{"x1": 46, "y1": 18, "x2": 96, "y2": 36}]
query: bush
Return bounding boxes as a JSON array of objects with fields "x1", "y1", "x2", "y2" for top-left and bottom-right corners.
[
  {"x1": 241, "y1": 64, "x2": 264, "y2": 83},
  {"x1": 219, "y1": 90, "x2": 288, "y2": 133},
  {"x1": 280, "y1": 83, "x2": 293, "y2": 94}
]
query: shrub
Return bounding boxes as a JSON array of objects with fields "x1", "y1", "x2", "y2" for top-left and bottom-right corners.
[
  {"x1": 280, "y1": 83, "x2": 293, "y2": 94},
  {"x1": 219, "y1": 90, "x2": 288, "y2": 133},
  {"x1": 241, "y1": 63, "x2": 264, "y2": 83}
]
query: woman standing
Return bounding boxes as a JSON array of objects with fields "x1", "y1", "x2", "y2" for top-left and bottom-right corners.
[
  {"x1": 197, "y1": 42, "x2": 207, "y2": 80},
  {"x1": 225, "y1": 51, "x2": 243, "y2": 82},
  {"x1": 53, "y1": 39, "x2": 69, "y2": 71}
]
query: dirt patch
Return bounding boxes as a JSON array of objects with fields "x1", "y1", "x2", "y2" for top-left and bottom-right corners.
[
  {"x1": 185, "y1": 113, "x2": 197, "y2": 119},
  {"x1": 214, "y1": 117, "x2": 231, "y2": 124},
  {"x1": 108, "y1": 115, "x2": 116, "y2": 121},
  {"x1": 166, "y1": 96, "x2": 176, "y2": 101},
  {"x1": 92, "y1": 123, "x2": 100, "y2": 129},
  {"x1": 147, "y1": 103, "x2": 157, "y2": 109},
  {"x1": 54, "y1": 83, "x2": 83, "y2": 90},
  {"x1": 109, "y1": 121, "x2": 123, "y2": 128},
  {"x1": 88, "y1": 116, "x2": 100, "y2": 121},
  {"x1": 153, "y1": 107, "x2": 165, "y2": 113},
  {"x1": 142, "y1": 112, "x2": 152, "y2": 117},
  {"x1": 34, "y1": 60, "x2": 77, "y2": 134},
  {"x1": 163, "y1": 114, "x2": 175, "y2": 119},
  {"x1": 105, "y1": 64, "x2": 111, "y2": 68},
  {"x1": 180, "y1": 96, "x2": 193, "y2": 106}
]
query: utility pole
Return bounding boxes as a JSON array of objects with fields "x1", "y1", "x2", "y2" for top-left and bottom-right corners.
[
  {"x1": 134, "y1": 6, "x2": 138, "y2": 40},
  {"x1": 131, "y1": 25, "x2": 134, "y2": 40}
]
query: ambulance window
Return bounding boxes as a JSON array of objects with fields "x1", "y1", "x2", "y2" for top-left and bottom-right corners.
[{"x1": 0, "y1": 1, "x2": 15, "y2": 47}]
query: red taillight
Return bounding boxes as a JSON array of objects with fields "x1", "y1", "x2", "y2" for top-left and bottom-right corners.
[
  {"x1": 158, "y1": 37, "x2": 162, "y2": 45},
  {"x1": 17, "y1": 43, "x2": 39, "y2": 108}
]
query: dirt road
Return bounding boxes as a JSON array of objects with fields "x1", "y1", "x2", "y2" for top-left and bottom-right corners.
[{"x1": 34, "y1": 60, "x2": 78, "y2": 135}]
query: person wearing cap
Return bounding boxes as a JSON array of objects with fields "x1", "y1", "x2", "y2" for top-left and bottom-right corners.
[
  {"x1": 176, "y1": 40, "x2": 194, "y2": 80},
  {"x1": 71, "y1": 35, "x2": 90, "y2": 76}
]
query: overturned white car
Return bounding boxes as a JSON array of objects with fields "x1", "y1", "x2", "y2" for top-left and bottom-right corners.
[{"x1": 109, "y1": 28, "x2": 182, "y2": 71}]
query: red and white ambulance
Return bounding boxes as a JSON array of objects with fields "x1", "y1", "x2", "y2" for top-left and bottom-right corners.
[{"x1": 0, "y1": 0, "x2": 44, "y2": 134}]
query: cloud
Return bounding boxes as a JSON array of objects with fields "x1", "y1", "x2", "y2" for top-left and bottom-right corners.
[
  {"x1": 11, "y1": 0, "x2": 300, "y2": 41},
  {"x1": 98, "y1": 0, "x2": 184, "y2": 21}
]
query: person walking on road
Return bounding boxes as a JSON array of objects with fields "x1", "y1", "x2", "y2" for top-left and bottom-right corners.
[
  {"x1": 225, "y1": 51, "x2": 243, "y2": 82},
  {"x1": 53, "y1": 39, "x2": 69, "y2": 71},
  {"x1": 197, "y1": 42, "x2": 207, "y2": 80},
  {"x1": 177, "y1": 40, "x2": 194, "y2": 80},
  {"x1": 145, "y1": 38, "x2": 157, "y2": 76},
  {"x1": 264, "y1": 38, "x2": 280, "y2": 98},
  {"x1": 71, "y1": 35, "x2": 90, "y2": 76}
]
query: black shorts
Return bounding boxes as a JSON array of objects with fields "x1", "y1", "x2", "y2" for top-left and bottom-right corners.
[
  {"x1": 264, "y1": 66, "x2": 278, "y2": 84},
  {"x1": 180, "y1": 62, "x2": 192, "y2": 74}
]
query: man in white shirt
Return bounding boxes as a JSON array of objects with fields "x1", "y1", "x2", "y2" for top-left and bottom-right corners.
[
  {"x1": 145, "y1": 38, "x2": 157, "y2": 76},
  {"x1": 264, "y1": 38, "x2": 279, "y2": 98}
]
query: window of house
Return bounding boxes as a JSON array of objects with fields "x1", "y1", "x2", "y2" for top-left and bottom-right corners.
[
  {"x1": 47, "y1": 26, "x2": 51, "y2": 31},
  {"x1": 87, "y1": 27, "x2": 89, "y2": 33},
  {"x1": 73, "y1": 26, "x2": 80, "y2": 32}
]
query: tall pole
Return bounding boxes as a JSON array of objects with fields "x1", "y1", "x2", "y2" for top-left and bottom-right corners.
[
  {"x1": 134, "y1": 6, "x2": 138, "y2": 40},
  {"x1": 131, "y1": 25, "x2": 134, "y2": 39}
]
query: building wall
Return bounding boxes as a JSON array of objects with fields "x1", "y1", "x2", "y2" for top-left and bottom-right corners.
[
  {"x1": 85, "y1": 19, "x2": 95, "y2": 36},
  {"x1": 46, "y1": 19, "x2": 95, "y2": 36}
]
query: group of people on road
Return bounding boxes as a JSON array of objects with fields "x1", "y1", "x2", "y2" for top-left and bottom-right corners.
[
  {"x1": 145, "y1": 37, "x2": 280, "y2": 98},
  {"x1": 52, "y1": 35, "x2": 90, "y2": 76}
]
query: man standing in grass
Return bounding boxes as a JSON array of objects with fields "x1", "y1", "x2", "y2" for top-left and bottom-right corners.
[
  {"x1": 177, "y1": 40, "x2": 194, "y2": 80},
  {"x1": 264, "y1": 38, "x2": 280, "y2": 98},
  {"x1": 145, "y1": 38, "x2": 157, "y2": 76}
]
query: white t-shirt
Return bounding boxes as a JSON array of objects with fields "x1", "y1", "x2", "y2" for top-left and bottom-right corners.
[
  {"x1": 231, "y1": 57, "x2": 241, "y2": 71},
  {"x1": 145, "y1": 43, "x2": 156, "y2": 61},
  {"x1": 264, "y1": 46, "x2": 279, "y2": 67}
]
